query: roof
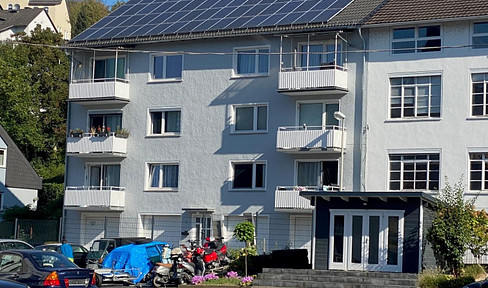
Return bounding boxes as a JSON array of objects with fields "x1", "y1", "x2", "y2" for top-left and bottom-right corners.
[
  {"x1": 299, "y1": 191, "x2": 438, "y2": 205},
  {"x1": 0, "y1": 124, "x2": 42, "y2": 190},
  {"x1": 28, "y1": 0, "x2": 62, "y2": 5},
  {"x1": 68, "y1": 0, "x2": 386, "y2": 47},
  {"x1": 366, "y1": 0, "x2": 488, "y2": 25},
  {"x1": 0, "y1": 8, "x2": 45, "y2": 33}
]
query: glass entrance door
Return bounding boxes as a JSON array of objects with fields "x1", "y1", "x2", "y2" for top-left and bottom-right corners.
[{"x1": 329, "y1": 210, "x2": 403, "y2": 272}]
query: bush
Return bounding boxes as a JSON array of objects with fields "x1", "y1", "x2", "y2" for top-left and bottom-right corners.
[
  {"x1": 419, "y1": 270, "x2": 475, "y2": 288},
  {"x1": 462, "y1": 264, "x2": 486, "y2": 280}
]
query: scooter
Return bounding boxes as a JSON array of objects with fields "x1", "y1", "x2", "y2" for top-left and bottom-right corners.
[{"x1": 151, "y1": 247, "x2": 181, "y2": 287}]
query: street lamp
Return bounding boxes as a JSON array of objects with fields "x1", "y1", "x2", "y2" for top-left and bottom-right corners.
[{"x1": 334, "y1": 111, "x2": 346, "y2": 192}]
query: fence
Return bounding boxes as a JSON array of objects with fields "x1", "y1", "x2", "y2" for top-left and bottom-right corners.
[{"x1": 0, "y1": 218, "x2": 61, "y2": 245}]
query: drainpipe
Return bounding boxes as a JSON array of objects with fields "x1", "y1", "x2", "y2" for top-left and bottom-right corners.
[{"x1": 358, "y1": 28, "x2": 368, "y2": 192}]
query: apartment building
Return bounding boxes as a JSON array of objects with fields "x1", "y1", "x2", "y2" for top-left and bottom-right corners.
[
  {"x1": 303, "y1": 0, "x2": 488, "y2": 273},
  {"x1": 62, "y1": 0, "x2": 390, "y2": 261}
]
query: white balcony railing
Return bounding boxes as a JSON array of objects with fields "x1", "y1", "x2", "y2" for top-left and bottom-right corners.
[
  {"x1": 66, "y1": 133, "x2": 127, "y2": 157},
  {"x1": 64, "y1": 186, "x2": 125, "y2": 210},
  {"x1": 278, "y1": 67, "x2": 348, "y2": 93},
  {"x1": 275, "y1": 186, "x2": 339, "y2": 211},
  {"x1": 276, "y1": 126, "x2": 345, "y2": 153},
  {"x1": 69, "y1": 78, "x2": 129, "y2": 102}
]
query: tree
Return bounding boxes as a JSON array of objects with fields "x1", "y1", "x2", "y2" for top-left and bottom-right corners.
[
  {"x1": 468, "y1": 209, "x2": 488, "y2": 263},
  {"x1": 427, "y1": 178, "x2": 475, "y2": 277},
  {"x1": 70, "y1": 0, "x2": 110, "y2": 37},
  {"x1": 110, "y1": 0, "x2": 126, "y2": 12},
  {"x1": 234, "y1": 221, "x2": 255, "y2": 276}
]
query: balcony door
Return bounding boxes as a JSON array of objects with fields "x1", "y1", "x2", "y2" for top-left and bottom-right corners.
[
  {"x1": 297, "y1": 102, "x2": 339, "y2": 130},
  {"x1": 88, "y1": 164, "x2": 120, "y2": 188},
  {"x1": 297, "y1": 161, "x2": 338, "y2": 188},
  {"x1": 299, "y1": 42, "x2": 343, "y2": 70},
  {"x1": 93, "y1": 57, "x2": 125, "y2": 81},
  {"x1": 329, "y1": 210, "x2": 403, "y2": 272},
  {"x1": 89, "y1": 113, "x2": 122, "y2": 132}
]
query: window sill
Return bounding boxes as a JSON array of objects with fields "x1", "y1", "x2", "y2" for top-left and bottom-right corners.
[
  {"x1": 467, "y1": 116, "x2": 488, "y2": 121},
  {"x1": 229, "y1": 188, "x2": 266, "y2": 192},
  {"x1": 147, "y1": 78, "x2": 183, "y2": 84},
  {"x1": 146, "y1": 133, "x2": 182, "y2": 138},
  {"x1": 384, "y1": 117, "x2": 441, "y2": 123},
  {"x1": 144, "y1": 188, "x2": 178, "y2": 192},
  {"x1": 230, "y1": 73, "x2": 269, "y2": 79},
  {"x1": 230, "y1": 130, "x2": 268, "y2": 135}
]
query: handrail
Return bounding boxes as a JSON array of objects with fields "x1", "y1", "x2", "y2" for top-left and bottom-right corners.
[
  {"x1": 276, "y1": 185, "x2": 340, "y2": 191},
  {"x1": 278, "y1": 125, "x2": 343, "y2": 131},
  {"x1": 66, "y1": 186, "x2": 126, "y2": 191},
  {"x1": 71, "y1": 77, "x2": 129, "y2": 84},
  {"x1": 281, "y1": 64, "x2": 347, "y2": 72}
]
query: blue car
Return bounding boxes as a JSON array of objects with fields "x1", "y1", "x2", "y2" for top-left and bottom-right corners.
[
  {"x1": 0, "y1": 279, "x2": 30, "y2": 288},
  {"x1": 464, "y1": 279, "x2": 488, "y2": 288},
  {"x1": 0, "y1": 250, "x2": 96, "y2": 288}
]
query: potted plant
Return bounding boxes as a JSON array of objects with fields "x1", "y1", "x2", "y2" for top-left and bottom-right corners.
[
  {"x1": 115, "y1": 127, "x2": 130, "y2": 138},
  {"x1": 69, "y1": 128, "x2": 84, "y2": 137},
  {"x1": 96, "y1": 125, "x2": 109, "y2": 137}
]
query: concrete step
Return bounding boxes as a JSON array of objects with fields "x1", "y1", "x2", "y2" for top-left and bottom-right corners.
[{"x1": 253, "y1": 269, "x2": 418, "y2": 288}]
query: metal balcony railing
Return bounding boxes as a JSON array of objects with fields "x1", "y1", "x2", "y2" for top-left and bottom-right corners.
[
  {"x1": 66, "y1": 133, "x2": 128, "y2": 157},
  {"x1": 276, "y1": 126, "x2": 345, "y2": 153},
  {"x1": 64, "y1": 186, "x2": 125, "y2": 211},
  {"x1": 275, "y1": 185, "x2": 339, "y2": 211}
]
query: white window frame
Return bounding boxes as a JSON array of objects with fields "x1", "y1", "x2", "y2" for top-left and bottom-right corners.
[
  {"x1": 89, "y1": 55, "x2": 127, "y2": 81},
  {"x1": 471, "y1": 72, "x2": 488, "y2": 117},
  {"x1": 232, "y1": 46, "x2": 270, "y2": 77},
  {"x1": 147, "y1": 107, "x2": 182, "y2": 137},
  {"x1": 391, "y1": 25, "x2": 442, "y2": 54},
  {"x1": 387, "y1": 152, "x2": 440, "y2": 192},
  {"x1": 468, "y1": 152, "x2": 488, "y2": 192},
  {"x1": 149, "y1": 53, "x2": 183, "y2": 82},
  {"x1": 389, "y1": 74, "x2": 442, "y2": 120},
  {"x1": 0, "y1": 149, "x2": 6, "y2": 168},
  {"x1": 84, "y1": 162, "x2": 121, "y2": 188},
  {"x1": 472, "y1": 22, "x2": 488, "y2": 49},
  {"x1": 296, "y1": 100, "x2": 340, "y2": 128},
  {"x1": 229, "y1": 160, "x2": 267, "y2": 191},
  {"x1": 231, "y1": 103, "x2": 268, "y2": 134},
  {"x1": 297, "y1": 40, "x2": 344, "y2": 69},
  {"x1": 145, "y1": 162, "x2": 180, "y2": 192}
]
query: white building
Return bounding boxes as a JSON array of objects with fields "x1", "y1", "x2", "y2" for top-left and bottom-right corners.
[{"x1": 0, "y1": 8, "x2": 56, "y2": 40}]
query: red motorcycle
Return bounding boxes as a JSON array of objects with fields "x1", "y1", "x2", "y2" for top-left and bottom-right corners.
[{"x1": 197, "y1": 238, "x2": 230, "y2": 272}]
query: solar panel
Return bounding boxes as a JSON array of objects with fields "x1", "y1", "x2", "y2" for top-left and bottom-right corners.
[{"x1": 71, "y1": 0, "x2": 355, "y2": 43}]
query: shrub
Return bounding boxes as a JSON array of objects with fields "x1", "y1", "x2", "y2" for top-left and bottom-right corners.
[
  {"x1": 462, "y1": 264, "x2": 486, "y2": 280},
  {"x1": 419, "y1": 270, "x2": 475, "y2": 288}
]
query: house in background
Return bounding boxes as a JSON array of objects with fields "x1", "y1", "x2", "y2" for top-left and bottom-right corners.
[
  {"x1": 0, "y1": 124, "x2": 42, "y2": 213},
  {"x1": 0, "y1": 0, "x2": 70, "y2": 39},
  {"x1": 0, "y1": 8, "x2": 57, "y2": 40}
]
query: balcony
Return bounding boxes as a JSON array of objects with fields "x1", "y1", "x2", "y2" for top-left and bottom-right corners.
[
  {"x1": 66, "y1": 133, "x2": 127, "y2": 158},
  {"x1": 64, "y1": 186, "x2": 125, "y2": 211},
  {"x1": 69, "y1": 79, "x2": 129, "y2": 105},
  {"x1": 276, "y1": 126, "x2": 345, "y2": 154},
  {"x1": 278, "y1": 66, "x2": 348, "y2": 97},
  {"x1": 275, "y1": 186, "x2": 339, "y2": 212}
]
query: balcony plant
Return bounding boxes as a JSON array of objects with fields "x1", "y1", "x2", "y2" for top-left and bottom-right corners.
[
  {"x1": 115, "y1": 127, "x2": 129, "y2": 138},
  {"x1": 95, "y1": 125, "x2": 109, "y2": 137},
  {"x1": 69, "y1": 128, "x2": 84, "y2": 137}
]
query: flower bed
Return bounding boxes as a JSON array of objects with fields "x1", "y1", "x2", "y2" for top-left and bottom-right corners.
[{"x1": 191, "y1": 271, "x2": 253, "y2": 286}]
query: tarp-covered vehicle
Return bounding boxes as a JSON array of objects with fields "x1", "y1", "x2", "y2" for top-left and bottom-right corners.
[{"x1": 94, "y1": 241, "x2": 169, "y2": 286}]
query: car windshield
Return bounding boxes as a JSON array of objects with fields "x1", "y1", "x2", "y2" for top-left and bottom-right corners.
[
  {"x1": 90, "y1": 241, "x2": 107, "y2": 252},
  {"x1": 30, "y1": 252, "x2": 78, "y2": 269}
]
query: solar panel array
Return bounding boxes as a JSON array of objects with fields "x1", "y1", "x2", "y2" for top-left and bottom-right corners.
[{"x1": 73, "y1": 0, "x2": 354, "y2": 42}]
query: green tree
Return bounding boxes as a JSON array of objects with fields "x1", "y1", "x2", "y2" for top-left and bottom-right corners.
[
  {"x1": 468, "y1": 209, "x2": 488, "y2": 263},
  {"x1": 234, "y1": 221, "x2": 256, "y2": 276},
  {"x1": 427, "y1": 178, "x2": 475, "y2": 277},
  {"x1": 110, "y1": 0, "x2": 126, "y2": 12},
  {"x1": 71, "y1": 0, "x2": 110, "y2": 37}
]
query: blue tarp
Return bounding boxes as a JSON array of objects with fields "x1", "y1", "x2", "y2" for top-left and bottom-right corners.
[{"x1": 101, "y1": 241, "x2": 169, "y2": 283}]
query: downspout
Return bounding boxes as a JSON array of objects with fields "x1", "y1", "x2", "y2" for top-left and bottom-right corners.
[{"x1": 358, "y1": 28, "x2": 368, "y2": 192}]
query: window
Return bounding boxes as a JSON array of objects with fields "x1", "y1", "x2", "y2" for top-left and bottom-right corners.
[
  {"x1": 297, "y1": 161, "x2": 338, "y2": 187},
  {"x1": 0, "y1": 149, "x2": 5, "y2": 167},
  {"x1": 473, "y1": 22, "x2": 488, "y2": 49},
  {"x1": 0, "y1": 254, "x2": 22, "y2": 273},
  {"x1": 151, "y1": 54, "x2": 183, "y2": 80},
  {"x1": 232, "y1": 104, "x2": 267, "y2": 133},
  {"x1": 93, "y1": 57, "x2": 125, "y2": 80},
  {"x1": 469, "y1": 153, "x2": 488, "y2": 191},
  {"x1": 392, "y1": 26, "x2": 441, "y2": 54},
  {"x1": 298, "y1": 102, "x2": 339, "y2": 128},
  {"x1": 472, "y1": 73, "x2": 488, "y2": 116},
  {"x1": 299, "y1": 42, "x2": 343, "y2": 69},
  {"x1": 390, "y1": 75, "x2": 441, "y2": 119},
  {"x1": 7, "y1": 4, "x2": 12, "y2": 10},
  {"x1": 87, "y1": 164, "x2": 120, "y2": 187},
  {"x1": 234, "y1": 47, "x2": 269, "y2": 76},
  {"x1": 89, "y1": 113, "x2": 122, "y2": 133},
  {"x1": 389, "y1": 153, "x2": 439, "y2": 191},
  {"x1": 149, "y1": 109, "x2": 181, "y2": 135},
  {"x1": 147, "y1": 163, "x2": 179, "y2": 190},
  {"x1": 231, "y1": 161, "x2": 266, "y2": 190},
  {"x1": 14, "y1": 4, "x2": 20, "y2": 10}
]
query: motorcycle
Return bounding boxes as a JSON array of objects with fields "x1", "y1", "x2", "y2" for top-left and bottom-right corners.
[
  {"x1": 198, "y1": 238, "x2": 230, "y2": 273},
  {"x1": 151, "y1": 247, "x2": 182, "y2": 287}
]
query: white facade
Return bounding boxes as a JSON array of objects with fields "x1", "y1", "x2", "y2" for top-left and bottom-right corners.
[
  {"x1": 64, "y1": 31, "x2": 361, "y2": 258},
  {"x1": 364, "y1": 19, "x2": 488, "y2": 208},
  {"x1": 0, "y1": 10, "x2": 56, "y2": 41}
]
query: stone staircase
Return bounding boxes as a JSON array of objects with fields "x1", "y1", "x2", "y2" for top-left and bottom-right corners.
[{"x1": 252, "y1": 268, "x2": 418, "y2": 288}]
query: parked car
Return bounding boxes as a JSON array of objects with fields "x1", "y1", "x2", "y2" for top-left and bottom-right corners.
[
  {"x1": 0, "y1": 250, "x2": 96, "y2": 288},
  {"x1": 464, "y1": 279, "x2": 488, "y2": 288},
  {"x1": 35, "y1": 243, "x2": 88, "y2": 268},
  {"x1": 0, "y1": 279, "x2": 30, "y2": 288},
  {"x1": 0, "y1": 240, "x2": 34, "y2": 251}
]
